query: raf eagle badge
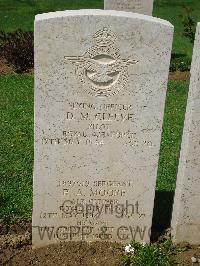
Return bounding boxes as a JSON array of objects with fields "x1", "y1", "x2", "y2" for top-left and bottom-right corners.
[{"x1": 65, "y1": 27, "x2": 138, "y2": 97}]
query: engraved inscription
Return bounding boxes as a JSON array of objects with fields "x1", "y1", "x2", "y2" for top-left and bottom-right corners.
[
  {"x1": 41, "y1": 101, "x2": 154, "y2": 147},
  {"x1": 112, "y1": 0, "x2": 142, "y2": 10},
  {"x1": 65, "y1": 28, "x2": 138, "y2": 97},
  {"x1": 105, "y1": 0, "x2": 143, "y2": 11}
]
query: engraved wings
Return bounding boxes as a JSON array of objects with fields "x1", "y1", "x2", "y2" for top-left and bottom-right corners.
[{"x1": 65, "y1": 56, "x2": 138, "y2": 84}]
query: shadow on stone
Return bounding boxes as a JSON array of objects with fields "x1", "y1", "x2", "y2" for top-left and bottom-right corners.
[{"x1": 151, "y1": 191, "x2": 174, "y2": 241}]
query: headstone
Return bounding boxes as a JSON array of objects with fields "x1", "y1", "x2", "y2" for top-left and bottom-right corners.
[
  {"x1": 33, "y1": 10, "x2": 173, "y2": 248},
  {"x1": 104, "y1": 0, "x2": 154, "y2": 16},
  {"x1": 171, "y1": 23, "x2": 200, "y2": 245}
]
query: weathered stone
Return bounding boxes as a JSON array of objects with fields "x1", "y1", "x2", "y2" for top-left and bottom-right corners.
[
  {"x1": 33, "y1": 10, "x2": 173, "y2": 248},
  {"x1": 104, "y1": 0, "x2": 154, "y2": 16},
  {"x1": 171, "y1": 23, "x2": 200, "y2": 245}
]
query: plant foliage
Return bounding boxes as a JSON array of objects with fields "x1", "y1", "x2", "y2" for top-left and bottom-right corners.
[
  {"x1": 0, "y1": 29, "x2": 33, "y2": 73},
  {"x1": 181, "y1": 6, "x2": 196, "y2": 44},
  {"x1": 122, "y1": 240, "x2": 175, "y2": 266}
]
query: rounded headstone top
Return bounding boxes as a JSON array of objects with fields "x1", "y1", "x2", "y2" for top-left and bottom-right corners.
[{"x1": 35, "y1": 9, "x2": 173, "y2": 28}]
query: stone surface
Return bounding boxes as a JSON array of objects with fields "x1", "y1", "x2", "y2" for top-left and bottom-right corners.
[
  {"x1": 171, "y1": 23, "x2": 200, "y2": 245},
  {"x1": 104, "y1": 0, "x2": 154, "y2": 16},
  {"x1": 33, "y1": 9, "x2": 173, "y2": 248}
]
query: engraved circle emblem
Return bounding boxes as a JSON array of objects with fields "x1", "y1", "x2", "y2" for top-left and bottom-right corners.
[{"x1": 65, "y1": 28, "x2": 138, "y2": 97}]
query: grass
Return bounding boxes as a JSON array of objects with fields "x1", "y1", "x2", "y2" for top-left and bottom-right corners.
[
  {"x1": 154, "y1": 0, "x2": 200, "y2": 60},
  {"x1": 0, "y1": 75, "x2": 188, "y2": 219},
  {"x1": 156, "y1": 80, "x2": 189, "y2": 191},
  {"x1": 0, "y1": 0, "x2": 192, "y2": 222},
  {"x1": 122, "y1": 240, "x2": 175, "y2": 266},
  {"x1": 0, "y1": 0, "x2": 103, "y2": 32},
  {"x1": 0, "y1": 75, "x2": 33, "y2": 219},
  {"x1": 0, "y1": 0, "x2": 200, "y2": 60}
]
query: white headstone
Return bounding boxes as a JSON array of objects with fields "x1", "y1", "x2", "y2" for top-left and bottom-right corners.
[
  {"x1": 171, "y1": 23, "x2": 200, "y2": 245},
  {"x1": 33, "y1": 10, "x2": 173, "y2": 248},
  {"x1": 104, "y1": 0, "x2": 154, "y2": 16}
]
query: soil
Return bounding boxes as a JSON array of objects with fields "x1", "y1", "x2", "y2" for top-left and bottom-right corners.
[
  {"x1": 175, "y1": 243, "x2": 200, "y2": 265},
  {"x1": 0, "y1": 234, "x2": 123, "y2": 266},
  {"x1": 0, "y1": 223, "x2": 200, "y2": 266},
  {"x1": 168, "y1": 70, "x2": 190, "y2": 81},
  {"x1": 0, "y1": 56, "x2": 33, "y2": 75},
  {"x1": 0, "y1": 57, "x2": 14, "y2": 75}
]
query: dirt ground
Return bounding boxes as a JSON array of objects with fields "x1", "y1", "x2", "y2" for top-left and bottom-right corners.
[
  {"x1": 0, "y1": 57, "x2": 14, "y2": 75},
  {"x1": 175, "y1": 244, "x2": 200, "y2": 266},
  {"x1": 0, "y1": 222, "x2": 200, "y2": 266},
  {"x1": 0, "y1": 56, "x2": 33, "y2": 75},
  {"x1": 168, "y1": 70, "x2": 190, "y2": 81},
  {"x1": 0, "y1": 221, "x2": 120, "y2": 266},
  {"x1": 0, "y1": 236, "x2": 123, "y2": 266}
]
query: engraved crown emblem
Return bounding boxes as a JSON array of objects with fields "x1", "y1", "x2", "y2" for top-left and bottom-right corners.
[
  {"x1": 65, "y1": 28, "x2": 138, "y2": 97},
  {"x1": 93, "y1": 27, "x2": 117, "y2": 47}
]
